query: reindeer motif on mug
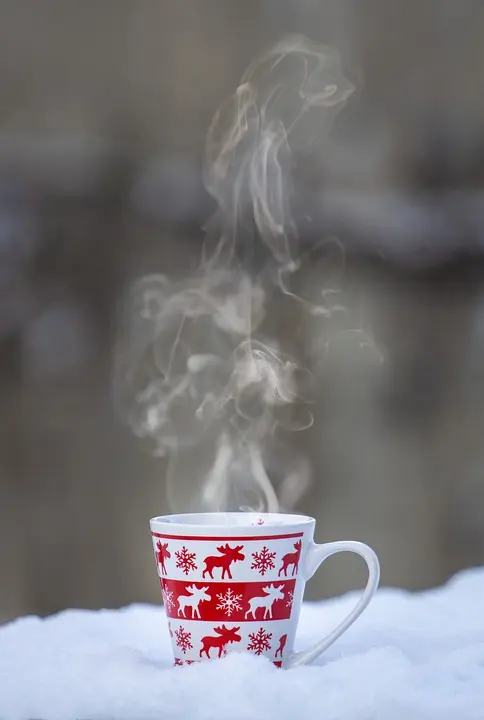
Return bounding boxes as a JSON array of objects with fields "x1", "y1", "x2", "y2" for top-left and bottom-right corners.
[
  {"x1": 155, "y1": 541, "x2": 171, "y2": 575},
  {"x1": 202, "y1": 544, "x2": 245, "y2": 580},
  {"x1": 245, "y1": 584, "x2": 285, "y2": 620},
  {"x1": 278, "y1": 540, "x2": 302, "y2": 577},
  {"x1": 177, "y1": 584, "x2": 211, "y2": 619},
  {"x1": 200, "y1": 625, "x2": 242, "y2": 659},
  {"x1": 275, "y1": 633, "x2": 287, "y2": 659}
]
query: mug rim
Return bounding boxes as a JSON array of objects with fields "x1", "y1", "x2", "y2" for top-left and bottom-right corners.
[{"x1": 150, "y1": 511, "x2": 315, "y2": 530}]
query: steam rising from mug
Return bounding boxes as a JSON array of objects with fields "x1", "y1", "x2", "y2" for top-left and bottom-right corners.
[{"x1": 114, "y1": 35, "x2": 356, "y2": 513}]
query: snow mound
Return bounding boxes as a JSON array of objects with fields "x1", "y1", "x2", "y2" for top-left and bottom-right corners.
[{"x1": 1, "y1": 567, "x2": 484, "y2": 719}]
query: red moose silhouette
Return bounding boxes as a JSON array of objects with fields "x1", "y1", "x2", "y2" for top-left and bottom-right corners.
[
  {"x1": 202, "y1": 544, "x2": 245, "y2": 580},
  {"x1": 200, "y1": 625, "x2": 242, "y2": 659},
  {"x1": 278, "y1": 540, "x2": 302, "y2": 577},
  {"x1": 275, "y1": 633, "x2": 287, "y2": 658},
  {"x1": 156, "y1": 541, "x2": 171, "y2": 574}
]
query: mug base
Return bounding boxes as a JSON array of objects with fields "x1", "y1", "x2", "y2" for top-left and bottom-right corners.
[{"x1": 174, "y1": 657, "x2": 283, "y2": 669}]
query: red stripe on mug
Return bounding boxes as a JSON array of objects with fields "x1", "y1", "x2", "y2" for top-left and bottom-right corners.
[
  {"x1": 161, "y1": 577, "x2": 296, "y2": 622},
  {"x1": 151, "y1": 531, "x2": 304, "y2": 541}
]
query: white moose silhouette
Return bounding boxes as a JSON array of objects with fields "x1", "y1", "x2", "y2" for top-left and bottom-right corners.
[
  {"x1": 177, "y1": 584, "x2": 211, "y2": 619},
  {"x1": 245, "y1": 584, "x2": 285, "y2": 620}
]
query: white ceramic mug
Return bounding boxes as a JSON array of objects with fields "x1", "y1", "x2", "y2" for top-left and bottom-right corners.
[{"x1": 150, "y1": 511, "x2": 380, "y2": 669}]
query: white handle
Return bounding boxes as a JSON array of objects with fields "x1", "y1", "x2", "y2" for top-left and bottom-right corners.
[{"x1": 287, "y1": 540, "x2": 380, "y2": 669}]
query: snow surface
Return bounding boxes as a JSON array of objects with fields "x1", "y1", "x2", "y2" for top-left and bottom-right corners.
[{"x1": 1, "y1": 567, "x2": 484, "y2": 720}]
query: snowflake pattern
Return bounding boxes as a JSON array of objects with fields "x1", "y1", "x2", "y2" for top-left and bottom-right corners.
[
  {"x1": 175, "y1": 625, "x2": 193, "y2": 654},
  {"x1": 162, "y1": 587, "x2": 175, "y2": 612},
  {"x1": 286, "y1": 590, "x2": 294, "y2": 610},
  {"x1": 175, "y1": 546, "x2": 197, "y2": 575},
  {"x1": 175, "y1": 659, "x2": 197, "y2": 666},
  {"x1": 251, "y1": 546, "x2": 276, "y2": 575},
  {"x1": 247, "y1": 627, "x2": 272, "y2": 656},
  {"x1": 216, "y1": 587, "x2": 243, "y2": 617}
]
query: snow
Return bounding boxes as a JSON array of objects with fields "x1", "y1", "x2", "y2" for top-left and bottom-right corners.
[{"x1": 1, "y1": 568, "x2": 484, "y2": 720}]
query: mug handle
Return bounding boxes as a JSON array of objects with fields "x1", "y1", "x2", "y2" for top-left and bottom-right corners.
[{"x1": 287, "y1": 541, "x2": 380, "y2": 669}]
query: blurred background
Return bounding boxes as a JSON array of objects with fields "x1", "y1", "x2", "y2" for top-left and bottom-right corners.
[{"x1": 3, "y1": 0, "x2": 484, "y2": 623}]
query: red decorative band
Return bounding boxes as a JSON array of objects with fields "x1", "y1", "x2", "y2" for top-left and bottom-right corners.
[
  {"x1": 161, "y1": 578, "x2": 296, "y2": 622},
  {"x1": 152, "y1": 531, "x2": 304, "y2": 542}
]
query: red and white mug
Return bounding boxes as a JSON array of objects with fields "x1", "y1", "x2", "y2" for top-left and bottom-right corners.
[{"x1": 150, "y1": 512, "x2": 380, "y2": 669}]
